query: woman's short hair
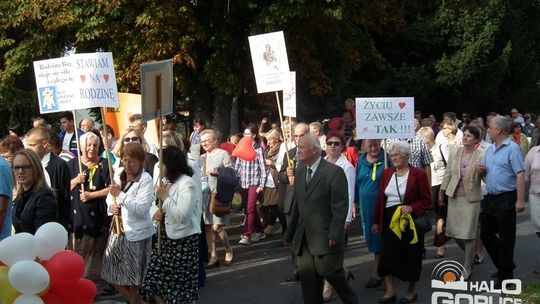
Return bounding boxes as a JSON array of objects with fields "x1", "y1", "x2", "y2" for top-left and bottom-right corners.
[
  {"x1": 417, "y1": 127, "x2": 435, "y2": 142},
  {"x1": 114, "y1": 128, "x2": 150, "y2": 157},
  {"x1": 512, "y1": 122, "x2": 522, "y2": 131},
  {"x1": 79, "y1": 132, "x2": 100, "y2": 153},
  {"x1": 13, "y1": 149, "x2": 47, "y2": 195},
  {"x1": 200, "y1": 129, "x2": 216, "y2": 140},
  {"x1": 163, "y1": 131, "x2": 185, "y2": 151},
  {"x1": 463, "y1": 126, "x2": 481, "y2": 140},
  {"x1": 0, "y1": 135, "x2": 24, "y2": 155},
  {"x1": 120, "y1": 142, "x2": 146, "y2": 163},
  {"x1": 389, "y1": 141, "x2": 411, "y2": 160},
  {"x1": 162, "y1": 147, "x2": 193, "y2": 182},
  {"x1": 264, "y1": 129, "x2": 282, "y2": 142},
  {"x1": 326, "y1": 130, "x2": 347, "y2": 152}
]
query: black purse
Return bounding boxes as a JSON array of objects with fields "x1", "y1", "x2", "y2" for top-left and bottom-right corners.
[{"x1": 395, "y1": 172, "x2": 431, "y2": 234}]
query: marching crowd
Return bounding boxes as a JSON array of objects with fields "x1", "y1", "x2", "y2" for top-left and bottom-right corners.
[{"x1": 0, "y1": 103, "x2": 539, "y2": 304}]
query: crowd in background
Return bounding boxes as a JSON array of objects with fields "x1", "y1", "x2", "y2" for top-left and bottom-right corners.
[{"x1": 0, "y1": 102, "x2": 539, "y2": 303}]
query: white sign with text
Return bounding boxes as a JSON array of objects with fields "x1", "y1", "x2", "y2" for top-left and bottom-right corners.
[
  {"x1": 282, "y1": 71, "x2": 296, "y2": 117},
  {"x1": 355, "y1": 97, "x2": 415, "y2": 139},
  {"x1": 33, "y1": 52, "x2": 118, "y2": 113}
]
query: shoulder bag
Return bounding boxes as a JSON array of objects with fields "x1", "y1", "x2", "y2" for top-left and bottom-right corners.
[
  {"x1": 395, "y1": 172, "x2": 431, "y2": 233},
  {"x1": 205, "y1": 153, "x2": 231, "y2": 217}
]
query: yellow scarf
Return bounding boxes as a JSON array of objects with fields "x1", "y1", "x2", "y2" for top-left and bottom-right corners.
[
  {"x1": 390, "y1": 206, "x2": 418, "y2": 244},
  {"x1": 87, "y1": 163, "x2": 98, "y2": 190},
  {"x1": 371, "y1": 161, "x2": 382, "y2": 181}
]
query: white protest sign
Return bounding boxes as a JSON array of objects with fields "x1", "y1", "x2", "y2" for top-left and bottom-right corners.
[
  {"x1": 140, "y1": 59, "x2": 173, "y2": 122},
  {"x1": 283, "y1": 71, "x2": 296, "y2": 117},
  {"x1": 248, "y1": 31, "x2": 290, "y2": 93},
  {"x1": 355, "y1": 97, "x2": 415, "y2": 139},
  {"x1": 33, "y1": 52, "x2": 118, "y2": 113}
]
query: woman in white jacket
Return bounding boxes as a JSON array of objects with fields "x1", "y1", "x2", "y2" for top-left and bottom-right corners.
[
  {"x1": 140, "y1": 146, "x2": 202, "y2": 304},
  {"x1": 102, "y1": 142, "x2": 155, "y2": 304}
]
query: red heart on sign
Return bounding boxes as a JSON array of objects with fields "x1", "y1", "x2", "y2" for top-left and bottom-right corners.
[
  {"x1": 103, "y1": 74, "x2": 109, "y2": 82},
  {"x1": 80, "y1": 75, "x2": 86, "y2": 83},
  {"x1": 398, "y1": 102, "x2": 406, "y2": 109}
]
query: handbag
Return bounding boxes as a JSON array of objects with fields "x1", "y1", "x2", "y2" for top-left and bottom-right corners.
[
  {"x1": 395, "y1": 172, "x2": 431, "y2": 233},
  {"x1": 208, "y1": 192, "x2": 231, "y2": 217},
  {"x1": 204, "y1": 154, "x2": 231, "y2": 217}
]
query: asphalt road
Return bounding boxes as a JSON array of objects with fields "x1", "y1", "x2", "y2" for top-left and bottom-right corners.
[{"x1": 98, "y1": 209, "x2": 540, "y2": 304}]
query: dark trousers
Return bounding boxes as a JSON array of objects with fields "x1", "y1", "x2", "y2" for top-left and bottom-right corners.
[
  {"x1": 297, "y1": 241, "x2": 358, "y2": 304},
  {"x1": 480, "y1": 191, "x2": 517, "y2": 280}
]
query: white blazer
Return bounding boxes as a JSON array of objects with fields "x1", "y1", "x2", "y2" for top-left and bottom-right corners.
[
  {"x1": 161, "y1": 174, "x2": 202, "y2": 240},
  {"x1": 107, "y1": 171, "x2": 155, "y2": 242}
]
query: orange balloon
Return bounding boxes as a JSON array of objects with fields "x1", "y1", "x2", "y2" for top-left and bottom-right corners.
[{"x1": 232, "y1": 136, "x2": 256, "y2": 161}]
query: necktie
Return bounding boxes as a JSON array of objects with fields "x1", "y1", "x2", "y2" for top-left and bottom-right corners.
[{"x1": 306, "y1": 167, "x2": 312, "y2": 185}]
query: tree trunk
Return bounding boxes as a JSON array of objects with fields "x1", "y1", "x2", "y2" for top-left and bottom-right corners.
[
  {"x1": 212, "y1": 92, "x2": 232, "y2": 143},
  {"x1": 190, "y1": 80, "x2": 213, "y2": 125}
]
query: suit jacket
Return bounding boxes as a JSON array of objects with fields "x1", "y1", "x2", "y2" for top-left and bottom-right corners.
[
  {"x1": 278, "y1": 147, "x2": 297, "y2": 215},
  {"x1": 373, "y1": 166, "x2": 431, "y2": 227},
  {"x1": 45, "y1": 153, "x2": 71, "y2": 229},
  {"x1": 440, "y1": 147, "x2": 483, "y2": 202},
  {"x1": 284, "y1": 159, "x2": 349, "y2": 256}
]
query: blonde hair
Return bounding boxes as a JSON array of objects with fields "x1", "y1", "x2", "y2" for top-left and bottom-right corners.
[
  {"x1": 417, "y1": 127, "x2": 435, "y2": 143},
  {"x1": 162, "y1": 131, "x2": 185, "y2": 151},
  {"x1": 265, "y1": 129, "x2": 282, "y2": 142},
  {"x1": 114, "y1": 128, "x2": 150, "y2": 158}
]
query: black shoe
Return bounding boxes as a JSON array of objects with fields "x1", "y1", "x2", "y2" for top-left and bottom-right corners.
[
  {"x1": 285, "y1": 271, "x2": 300, "y2": 282},
  {"x1": 236, "y1": 208, "x2": 244, "y2": 214},
  {"x1": 399, "y1": 294, "x2": 418, "y2": 303},
  {"x1": 491, "y1": 271, "x2": 499, "y2": 278},
  {"x1": 365, "y1": 277, "x2": 382, "y2": 288},
  {"x1": 378, "y1": 295, "x2": 396, "y2": 304}
]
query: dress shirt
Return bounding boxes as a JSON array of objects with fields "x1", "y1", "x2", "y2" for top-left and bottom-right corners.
[{"x1": 484, "y1": 137, "x2": 525, "y2": 195}]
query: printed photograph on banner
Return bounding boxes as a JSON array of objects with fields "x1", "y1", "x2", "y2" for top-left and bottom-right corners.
[
  {"x1": 282, "y1": 71, "x2": 296, "y2": 117},
  {"x1": 248, "y1": 31, "x2": 290, "y2": 93},
  {"x1": 33, "y1": 52, "x2": 119, "y2": 113},
  {"x1": 355, "y1": 97, "x2": 415, "y2": 139}
]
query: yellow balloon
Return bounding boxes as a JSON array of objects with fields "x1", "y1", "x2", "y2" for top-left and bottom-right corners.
[{"x1": 0, "y1": 266, "x2": 20, "y2": 302}]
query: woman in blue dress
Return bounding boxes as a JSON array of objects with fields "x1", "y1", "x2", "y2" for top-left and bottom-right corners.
[{"x1": 356, "y1": 139, "x2": 386, "y2": 289}]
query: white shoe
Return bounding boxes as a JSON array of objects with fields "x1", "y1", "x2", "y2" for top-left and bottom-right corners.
[
  {"x1": 250, "y1": 232, "x2": 266, "y2": 242},
  {"x1": 239, "y1": 235, "x2": 250, "y2": 245}
]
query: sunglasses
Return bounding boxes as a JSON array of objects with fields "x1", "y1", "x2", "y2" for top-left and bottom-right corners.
[
  {"x1": 124, "y1": 136, "x2": 140, "y2": 142},
  {"x1": 326, "y1": 141, "x2": 341, "y2": 147},
  {"x1": 12, "y1": 165, "x2": 33, "y2": 171}
]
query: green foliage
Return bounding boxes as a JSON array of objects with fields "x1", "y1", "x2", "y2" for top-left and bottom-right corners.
[{"x1": 0, "y1": 0, "x2": 539, "y2": 130}]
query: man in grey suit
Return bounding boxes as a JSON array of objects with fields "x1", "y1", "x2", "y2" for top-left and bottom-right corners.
[{"x1": 284, "y1": 133, "x2": 358, "y2": 304}]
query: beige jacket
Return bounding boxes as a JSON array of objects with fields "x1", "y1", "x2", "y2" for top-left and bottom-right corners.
[{"x1": 440, "y1": 147, "x2": 483, "y2": 202}]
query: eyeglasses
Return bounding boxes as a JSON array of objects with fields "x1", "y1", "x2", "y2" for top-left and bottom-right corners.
[
  {"x1": 124, "y1": 136, "x2": 140, "y2": 142},
  {"x1": 12, "y1": 165, "x2": 33, "y2": 172},
  {"x1": 326, "y1": 141, "x2": 341, "y2": 147},
  {"x1": 201, "y1": 138, "x2": 213, "y2": 144},
  {"x1": 293, "y1": 134, "x2": 305, "y2": 138}
]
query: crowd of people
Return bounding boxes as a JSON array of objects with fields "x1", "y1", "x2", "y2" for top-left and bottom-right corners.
[{"x1": 0, "y1": 103, "x2": 539, "y2": 304}]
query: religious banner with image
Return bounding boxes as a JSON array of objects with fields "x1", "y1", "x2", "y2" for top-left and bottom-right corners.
[
  {"x1": 33, "y1": 52, "x2": 119, "y2": 113},
  {"x1": 355, "y1": 97, "x2": 415, "y2": 139},
  {"x1": 248, "y1": 31, "x2": 290, "y2": 94}
]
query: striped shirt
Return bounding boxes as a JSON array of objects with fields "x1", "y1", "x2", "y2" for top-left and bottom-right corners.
[{"x1": 235, "y1": 143, "x2": 267, "y2": 189}]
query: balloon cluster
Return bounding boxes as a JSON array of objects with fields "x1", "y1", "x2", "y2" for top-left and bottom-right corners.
[{"x1": 0, "y1": 223, "x2": 96, "y2": 304}]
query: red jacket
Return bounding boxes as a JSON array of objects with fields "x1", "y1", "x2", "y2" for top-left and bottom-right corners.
[{"x1": 373, "y1": 166, "x2": 431, "y2": 227}]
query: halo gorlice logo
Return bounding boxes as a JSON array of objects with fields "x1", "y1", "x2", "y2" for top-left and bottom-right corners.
[{"x1": 430, "y1": 260, "x2": 522, "y2": 304}]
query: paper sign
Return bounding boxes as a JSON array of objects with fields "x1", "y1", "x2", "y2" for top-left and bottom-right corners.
[
  {"x1": 33, "y1": 52, "x2": 119, "y2": 113},
  {"x1": 140, "y1": 59, "x2": 173, "y2": 122},
  {"x1": 283, "y1": 71, "x2": 296, "y2": 117},
  {"x1": 355, "y1": 97, "x2": 415, "y2": 139},
  {"x1": 248, "y1": 31, "x2": 290, "y2": 93}
]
